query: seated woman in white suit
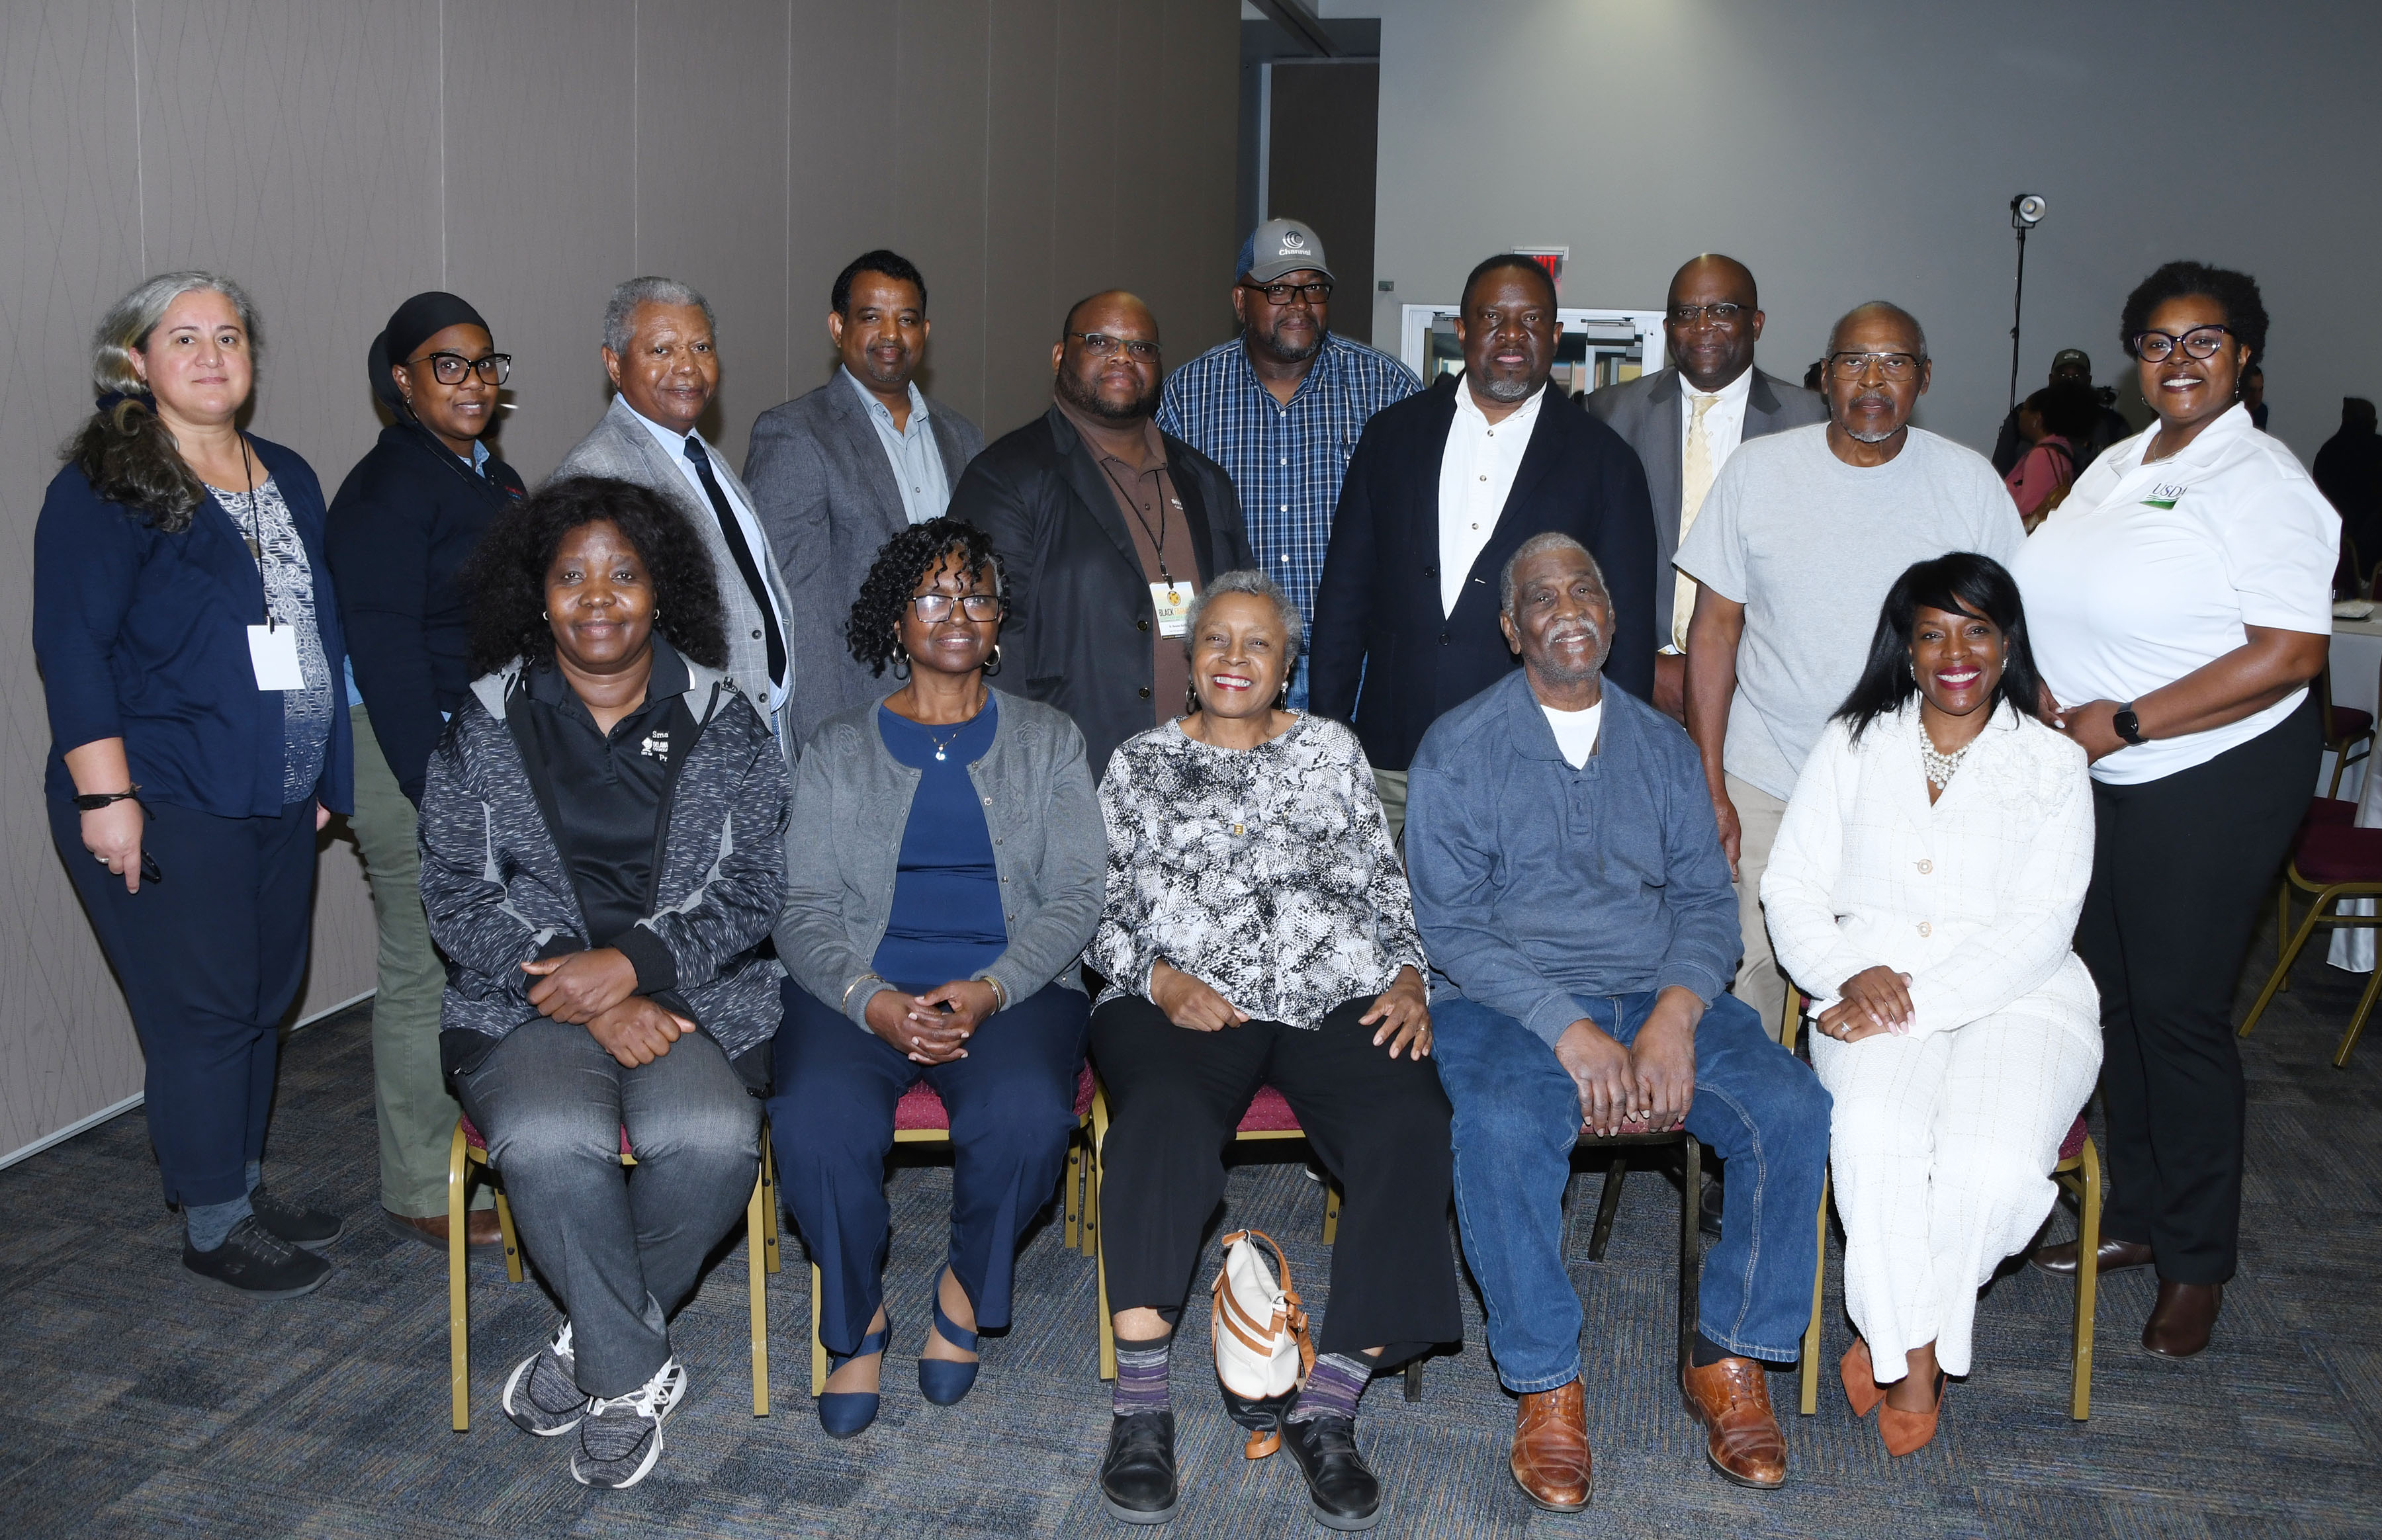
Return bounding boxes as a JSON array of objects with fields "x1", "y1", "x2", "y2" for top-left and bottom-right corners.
[{"x1": 1761, "y1": 551, "x2": 2099, "y2": 1458}]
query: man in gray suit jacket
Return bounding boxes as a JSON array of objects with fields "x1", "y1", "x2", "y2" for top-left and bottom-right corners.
[
  {"x1": 1587, "y1": 255, "x2": 1825, "y2": 720},
  {"x1": 744, "y1": 251, "x2": 984, "y2": 746},
  {"x1": 556, "y1": 277, "x2": 799, "y2": 759}
]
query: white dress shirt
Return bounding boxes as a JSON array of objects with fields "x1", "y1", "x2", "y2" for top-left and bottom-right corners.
[
  {"x1": 623, "y1": 404, "x2": 794, "y2": 713},
  {"x1": 842, "y1": 366, "x2": 951, "y2": 526},
  {"x1": 1677, "y1": 361, "x2": 1754, "y2": 474},
  {"x1": 1438, "y1": 378, "x2": 1544, "y2": 616}
]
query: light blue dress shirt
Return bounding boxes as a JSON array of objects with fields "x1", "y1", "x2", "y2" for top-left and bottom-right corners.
[{"x1": 842, "y1": 366, "x2": 950, "y2": 526}]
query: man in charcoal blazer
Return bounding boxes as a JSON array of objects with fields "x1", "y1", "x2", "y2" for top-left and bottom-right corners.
[
  {"x1": 745, "y1": 251, "x2": 985, "y2": 746},
  {"x1": 1309, "y1": 255, "x2": 1656, "y2": 837},
  {"x1": 1585, "y1": 255, "x2": 1826, "y2": 718}
]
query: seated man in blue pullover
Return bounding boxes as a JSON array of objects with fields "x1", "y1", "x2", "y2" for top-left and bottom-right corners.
[{"x1": 1405, "y1": 531, "x2": 1829, "y2": 1510}]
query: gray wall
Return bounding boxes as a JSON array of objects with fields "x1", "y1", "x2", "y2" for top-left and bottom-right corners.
[
  {"x1": 1351, "y1": 0, "x2": 2382, "y2": 458},
  {"x1": 0, "y1": 0, "x2": 1237, "y2": 1161}
]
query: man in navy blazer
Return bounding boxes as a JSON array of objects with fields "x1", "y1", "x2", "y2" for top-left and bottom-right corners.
[{"x1": 1308, "y1": 255, "x2": 1656, "y2": 835}]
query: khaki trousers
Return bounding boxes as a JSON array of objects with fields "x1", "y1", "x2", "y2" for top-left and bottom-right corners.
[
  {"x1": 350, "y1": 705, "x2": 486, "y2": 1218},
  {"x1": 1725, "y1": 772, "x2": 1790, "y2": 1043},
  {"x1": 1373, "y1": 767, "x2": 1409, "y2": 846}
]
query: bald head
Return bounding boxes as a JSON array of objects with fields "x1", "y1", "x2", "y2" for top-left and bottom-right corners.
[
  {"x1": 1669, "y1": 255, "x2": 1757, "y2": 308},
  {"x1": 1664, "y1": 254, "x2": 1764, "y2": 393},
  {"x1": 1053, "y1": 290, "x2": 1163, "y2": 426},
  {"x1": 1827, "y1": 300, "x2": 1927, "y2": 361},
  {"x1": 1061, "y1": 289, "x2": 1155, "y2": 342}
]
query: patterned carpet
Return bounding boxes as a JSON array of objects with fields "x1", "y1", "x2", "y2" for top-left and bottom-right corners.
[{"x1": 5, "y1": 925, "x2": 2381, "y2": 1539}]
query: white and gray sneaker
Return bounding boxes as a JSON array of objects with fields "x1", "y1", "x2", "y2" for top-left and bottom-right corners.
[
  {"x1": 502, "y1": 1320, "x2": 588, "y2": 1437},
  {"x1": 571, "y1": 1357, "x2": 689, "y2": 1490}
]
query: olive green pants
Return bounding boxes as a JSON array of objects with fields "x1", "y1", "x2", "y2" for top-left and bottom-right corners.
[{"x1": 350, "y1": 705, "x2": 486, "y2": 1218}]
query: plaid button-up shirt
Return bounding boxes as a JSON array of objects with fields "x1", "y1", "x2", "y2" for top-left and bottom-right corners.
[{"x1": 1158, "y1": 332, "x2": 1421, "y2": 706}]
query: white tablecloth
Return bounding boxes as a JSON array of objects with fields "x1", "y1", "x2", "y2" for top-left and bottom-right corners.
[{"x1": 2325, "y1": 617, "x2": 2382, "y2": 970}]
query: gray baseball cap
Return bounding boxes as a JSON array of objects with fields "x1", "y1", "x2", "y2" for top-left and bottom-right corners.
[{"x1": 1241, "y1": 218, "x2": 1335, "y2": 284}]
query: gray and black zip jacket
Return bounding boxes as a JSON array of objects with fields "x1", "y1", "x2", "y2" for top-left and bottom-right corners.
[{"x1": 418, "y1": 654, "x2": 789, "y2": 1079}]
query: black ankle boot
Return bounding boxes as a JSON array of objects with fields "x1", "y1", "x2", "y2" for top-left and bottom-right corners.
[
  {"x1": 1282, "y1": 1413, "x2": 1383, "y2": 1531},
  {"x1": 1100, "y1": 1410, "x2": 1178, "y2": 1524}
]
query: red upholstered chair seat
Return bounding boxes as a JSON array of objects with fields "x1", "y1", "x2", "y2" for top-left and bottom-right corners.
[
  {"x1": 456, "y1": 1115, "x2": 633, "y2": 1158},
  {"x1": 2304, "y1": 797, "x2": 2360, "y2": 829},
  {"x1": 2293, "y1": 824, "x2": 2382, "y2": 886},
  {"x1": 1237, "y1": 1084, "x2": 1301, "y2": 1133},
  {"x1": 2058, "y1": 1115, "x2": 2087, "y2": 1163},
  {"x1": 2329, "y1": 706, "x2": 2373, "y2": 744},
  {"x1": 894, "y1": 1064, "x2": 1098, "y2": 1133}
]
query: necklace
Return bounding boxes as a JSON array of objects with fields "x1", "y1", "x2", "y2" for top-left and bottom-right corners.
[
  {"x1": 1918, "y1": 712, "x2": 1972, "y2": 790},
  {"x1": 923, "y1": 719, "x2": 975, "y2": 763}
]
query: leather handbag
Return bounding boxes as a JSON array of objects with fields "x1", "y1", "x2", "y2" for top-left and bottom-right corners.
[{"x1": 1210, "y1": 1228, "x2": 1315, "y2": 1458}]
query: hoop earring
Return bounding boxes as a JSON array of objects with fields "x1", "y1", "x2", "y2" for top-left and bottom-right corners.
[
  {"x1": 541, "y1": 609, "x2": 549, "y2": 620},
  {"x1": 892, "y1": 652, "x2": 912, "y2": 681},
  {"x1": 1184, "y1": 681, "x2": 1201, "y2": 716},
  {"x1": 1274, "y1": 685, "x2": 1289, "y2": 711},
  {"x1": 981, "y1": 644, "x2": 1002, "y2": 678}
]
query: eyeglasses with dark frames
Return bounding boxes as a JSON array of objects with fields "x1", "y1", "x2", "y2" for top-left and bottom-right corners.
[
  {"x1": 1665, "y1": 302, "x2": 1749, "y2": 327},
  {"x1": 2131, "y1": 325, "x2": 2234, "y2": 363},
  {"x1": 1828, "y1": 351, "x2": 1924, "y2": 382},
  {"x1": 1239, "y1": 280, "x2": 1334, "y2": 307},
  {"x1": 1067, "y1": 331, "x2": 1162, "y2": 363},
  {"x1": 909, "y1": 593, "x2": 1003, "y2": 622},
  {"x1": 407, "y1": 351, "x2": 512, "y2": 386}
]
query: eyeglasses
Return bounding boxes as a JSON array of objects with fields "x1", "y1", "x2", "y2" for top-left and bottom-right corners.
[
  {"x1": 1828, "y1": 351, "x2": 1924, "y2": 381},
  {"x1": 2131, "y1": 325, "x2": 2233, "y2": 362},
  {"x1": 1068, "y1": 331, "x2": 1161, "y2": 362},
  {"x1": 408, "y1": 351, "x2": 512, "y2": 385},
  {"x1": 1666, "y1": 302, "x2": 1749, "y2": 326},
  {"x1": 909, "y1": 593, "x2": 1002, "y2": 622},
  {"x1": 1240, "y1": 280, "x2": 1333, "y2": 307}
]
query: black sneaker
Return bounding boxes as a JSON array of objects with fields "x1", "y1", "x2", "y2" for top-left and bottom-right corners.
[
  {"x1": 503, "y1": 1320, "x2": 588, "y2": 1437},
  {"x1": 1282, "y1": 1413, "x2": 1383, "y2": 1531},
  {"x1": 571, "y1": 1357, "x2": 687, "y2": 1490},
  {"x1": 182, "y1": 1215, "x2": 334, "y2": 1299},
  {"x1": 1100, "y1": 1410, "x2": 1179, "y2": 1524},
  {"x1": 249, "y1": 1185, "x2": 347, "y2": 1250}
]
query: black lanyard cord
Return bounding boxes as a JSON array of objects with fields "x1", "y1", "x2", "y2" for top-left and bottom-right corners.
[
  {"x1": 236, "y1": 437, "x2": 277, "y2": 631},
  {"x1": 1100, "y1": 456, "x2": 1173, "y2": 583}
]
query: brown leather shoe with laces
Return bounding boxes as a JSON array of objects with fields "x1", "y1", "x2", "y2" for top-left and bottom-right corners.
[
  {"x1": 1680, "y1": 1357, "x2": 1788, "y2": 1488},
  {"x1": 1509, "y1": 1378, "x2": 1591, "y2": 1512}
]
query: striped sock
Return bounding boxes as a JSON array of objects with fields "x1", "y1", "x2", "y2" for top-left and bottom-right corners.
[
  {"x1": 1112, "y1": 1334, "x2": 1172, "y2": 1418},
  {"x1": 1285, "y1": 1352, "x2": 1372, "y2": 1424}
]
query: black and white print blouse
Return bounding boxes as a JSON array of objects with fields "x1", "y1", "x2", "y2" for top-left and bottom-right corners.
[{"x1": 1090, "y1": 713, "x2": 1427, "y2": 1029}]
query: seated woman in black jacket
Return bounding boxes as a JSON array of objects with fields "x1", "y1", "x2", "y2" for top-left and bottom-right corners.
[
  {"x1": 419, "y1": 476, "x2": 788, "y2": 1491},
  {"x1": 328, "y1": 290, "x2": 525, "y2": 1250}
]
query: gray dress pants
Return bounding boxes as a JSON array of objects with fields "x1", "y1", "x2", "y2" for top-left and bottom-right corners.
[{"x1": 453, "y1": 1018, "x2": 761, "y2": 1397}]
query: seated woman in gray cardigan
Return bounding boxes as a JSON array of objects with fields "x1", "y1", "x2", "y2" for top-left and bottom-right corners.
[{"x1": 770, "y1": 517, "x2": 1103, "y2": 1439}]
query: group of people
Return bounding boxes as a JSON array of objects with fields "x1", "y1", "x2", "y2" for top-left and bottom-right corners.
[{"x1": 32, "y1": 221, "x2": 2340, "y2": 1523}]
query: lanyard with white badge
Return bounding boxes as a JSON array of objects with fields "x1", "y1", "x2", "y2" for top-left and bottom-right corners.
[
  {"x1": 236, "y1": 439, "x2": 306, "y2": 691},
  {"x1": 1103, "y1": 456, "x2": 1192, "y2": 636}
]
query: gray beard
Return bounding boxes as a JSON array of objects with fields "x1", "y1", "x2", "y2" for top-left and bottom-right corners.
[
  {"x1": 1844, "y1": 421, "x2": 1905, "y2": 444},
  {"x1": 1251, "y1": 327, "x2": 1323, "y2": 366},
  {"x1": 1476, "y1": 371, "x2": 1536, "y2": 404},
  {"x1": 1534, "y1": 626, "x2": 1611, "y2": 683}
]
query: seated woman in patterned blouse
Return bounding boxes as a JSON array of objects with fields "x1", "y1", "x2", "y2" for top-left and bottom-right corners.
[{"x1": 1086, "y1": 569, "x2": 1460, "y2": 1533}]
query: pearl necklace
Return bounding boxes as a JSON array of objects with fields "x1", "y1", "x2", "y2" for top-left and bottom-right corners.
[{"x1": 1918, "y1": 712, "x2": 1972, "y2": 791}]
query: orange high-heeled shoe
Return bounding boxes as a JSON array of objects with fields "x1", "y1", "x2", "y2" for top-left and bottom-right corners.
[
  {"x1": 1840, "y1": 1338, "x2": 1884, "y2": 1418},
  {"x1": 1878, "y1": 1371, "x2": 1946, "y2": 1457}
]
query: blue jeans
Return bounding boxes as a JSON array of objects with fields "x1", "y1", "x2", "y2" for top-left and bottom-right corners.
[{"x1": 1432, "y1": 990, "x2": 1830, "y2": 1392}]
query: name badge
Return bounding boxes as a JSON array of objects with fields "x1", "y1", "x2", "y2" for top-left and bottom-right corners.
[
  {"x1": 1150, "y1": 581, "x2": 1194, "y2": 638},
  {"x1": 247, "y1": 623, "x2": 306, "y2": 691},
  {"x1": 2142, "y1": 482, "x2": 2189, "y2": 509}
]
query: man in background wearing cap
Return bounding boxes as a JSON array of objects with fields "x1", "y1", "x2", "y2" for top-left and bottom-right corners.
[
  {"x1": 1991, "y1": 349, "x2": 2131, "y2": 476},
  {"x1": 1157, "y1": 218, "x2": 1420, "y2": 708}
]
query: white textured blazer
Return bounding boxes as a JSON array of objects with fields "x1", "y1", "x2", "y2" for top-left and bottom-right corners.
[{"x1": 1762, "y1": 700, "x2": 2098, "y2": 1039}]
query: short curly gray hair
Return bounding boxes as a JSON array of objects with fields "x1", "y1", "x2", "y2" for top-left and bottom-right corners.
[
  {"x1": 1182, "y1": 568, "x2": 1304, "y2": 671},
  {"x1": 602, "y1": 276, "x2": 715, "y2": 355}
]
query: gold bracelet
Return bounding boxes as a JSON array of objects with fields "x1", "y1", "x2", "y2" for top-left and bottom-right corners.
[
  {"x1": 979, "y1": 974, "x2": 1010, "y2": 1012},
  {"x1": 842, "y1": 972, "x2": 887, "y2": 1012}
]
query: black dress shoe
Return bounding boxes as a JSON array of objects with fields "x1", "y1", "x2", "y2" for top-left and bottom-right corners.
[
  {"x1": 249, "y1": 1187, "x2": 346, "y2": 1250},
  {"x1": 1100, "y1": 1410, "x2": 1178, "y2": 1525},
  {"x1": 2142, "y1": 1281, "x2": 2223, "y2": 1358},
  {"x1": 2030, "y1": 1236, "x2": 2153, "y2": 1279},
  {"x1": 1281, "y1": 1414, "x2": 1383, "y2": 1531}
]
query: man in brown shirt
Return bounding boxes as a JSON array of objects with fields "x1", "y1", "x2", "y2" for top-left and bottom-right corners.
[{"x1": 950, "y1": 291, "x2": 1251, "y2": 775}]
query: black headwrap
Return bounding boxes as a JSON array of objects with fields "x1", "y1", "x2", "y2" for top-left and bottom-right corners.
[{"x1": 369, "y1": 291, "x2": 491, "y2": 413}]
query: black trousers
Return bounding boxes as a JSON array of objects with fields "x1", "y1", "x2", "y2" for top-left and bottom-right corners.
[
  {"x1": 51, "y1": 796, "x2": 317, "y2": 1207},
  {"x1": 2078, "y1": 699, "x2": 2317, "y2": 1283},
  {"x1": 1090, "y1": 993, "x2": 1460, "y2": 1360}
]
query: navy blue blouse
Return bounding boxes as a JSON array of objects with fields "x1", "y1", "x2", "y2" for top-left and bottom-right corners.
[{"x1": 870, "y1": 699, "x2": 1006, "y2": 992}]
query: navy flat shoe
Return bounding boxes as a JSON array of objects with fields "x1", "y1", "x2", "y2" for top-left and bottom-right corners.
[
  {"x1": 918, "y1": 1269, "x2": 981, "y2": 1406},
  {"x1": 818, "y1": 1316, "x2": 891, "y2": 1439}
]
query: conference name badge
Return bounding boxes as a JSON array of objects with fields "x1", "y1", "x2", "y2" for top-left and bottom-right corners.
[
  {"x1": 2141, "y1": 482, "x2": 2189, "y2": 510},
  {"x1": 1151, "y1": 581, "x2": 1194, "y2": 638},
  {"x1": 247, "y1": 623, "x2": 306, "y2": 691}
]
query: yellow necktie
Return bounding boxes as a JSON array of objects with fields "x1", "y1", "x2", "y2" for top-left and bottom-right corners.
[{"x1": 1671, "y1": 394, "x2": 1720, "y2": 652}]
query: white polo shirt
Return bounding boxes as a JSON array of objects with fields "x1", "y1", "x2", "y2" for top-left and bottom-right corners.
[
  {"x1": 1438, "y1": 378, "x2": 1544, "y2": 616},
  {"x1": 2011, "y1": 404, "x2": 2337, "y2": 785}
]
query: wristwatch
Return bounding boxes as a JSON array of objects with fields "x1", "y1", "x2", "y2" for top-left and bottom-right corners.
[
  {"x1": 71, "y1": 785, "x2": 140, "y2": 811},
  {"x1": 2111, "y1": 704, "x2": 2147, "y2": 746}
]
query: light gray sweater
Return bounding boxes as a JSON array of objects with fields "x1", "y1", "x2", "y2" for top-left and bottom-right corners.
[{"x1": 775, "y1": 687, "x2": 1104, "y2": 1025}]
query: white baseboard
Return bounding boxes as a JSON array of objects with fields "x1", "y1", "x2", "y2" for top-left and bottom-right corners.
[{"x1": 0, "y1": 988, "x2": 377, "y2": 1172}]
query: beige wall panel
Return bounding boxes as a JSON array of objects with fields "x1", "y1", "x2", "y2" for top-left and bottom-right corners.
[
  {"x1": 0, "y1": 3, "x2": 149, "y2": 1158},
  {"x1": 443, "y1": 0, "x2": 637, "y2": 484},
  {"x1": 1143, "y1": 0, "x2": 1238, "y2": 364},
  {"x1": 979, "y1": 0, "x2": 1061, "y2": 439},
  {"x1": 635, "y1": 0, "x2": 794, "y2": 471},
  {"x1": 1047, "y1": 0, "x2": 1122, "y2": 321},
  {"x1": 890, "y1": 0, "x2": 990, "y2": 425},
  {"x1": 782, "y1": 0, "x2": 893, "y2": 423}
]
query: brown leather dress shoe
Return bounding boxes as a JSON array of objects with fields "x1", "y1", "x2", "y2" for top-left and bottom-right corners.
[
  {"x1": 1680, "y1": 1357, "x2": 1788, "y2": 1489},
  {"x1": 384, "y1": 1208, "x2": 504, "y2": 1252},
  {"x1": 2141, "y1": 1280, "x2": 2223, "y2": 1357},
  {"x1": 2029, "y1": 1236, "x2": 2153, "y2": 1278},
  {"x1": 1509, "y1": 1378, "x2": 1592, "y2": 1512}
]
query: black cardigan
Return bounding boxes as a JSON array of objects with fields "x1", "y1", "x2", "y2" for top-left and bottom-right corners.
[
  {"x1": 326, "y1": 421, "x2": 525, "y2": 802},
  {"x1": 1307, "y1": 374, "x2": 1657, "y2": 772}
]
